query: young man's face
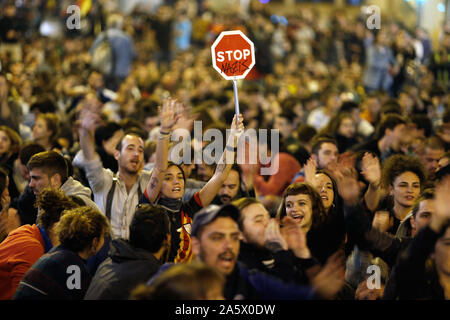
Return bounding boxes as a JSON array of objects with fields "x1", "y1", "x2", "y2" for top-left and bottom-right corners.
[
  {"x1": 191, "y1": 216, "x2": 241, "y2": 276},
  {"x1": 421, "y1": 147, "x2": 444, "y2": 179},
  {"x1": 29, "y1": 168, "x2": 59, "y2": 196},
  {"x1": 390, "y1": 171, "x2": 421, "y2": 209},
  {"x1": 274, "y1": 116, "x2": 293, "y2": 138},
  {"x1": 241, "y1": 203, "x2": 270, "y2": 249},
  {"x1": 115, "y1": 135, "x2": 145, "y2": 175},
  {"x1": 410, "y1": 199, "x2": 434, "y2": 236},
  {"x1": 315, "y1": 142, "x2": 338, "y2": 169},
  {"x1": 217, "y1": 170, "x2": 240, "y2": 204},
  {"x1": 387, "y1": 124, "x2": 407, "y2": 151},
  {"x1": 196, "y1": 163, "x2": 214, "y2": 182}
]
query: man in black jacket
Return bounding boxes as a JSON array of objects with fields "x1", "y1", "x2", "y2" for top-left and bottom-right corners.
[
  {"x1": 232, "y1": 197, "x2": 319, "y2": 285},
  {"x1": 84, "y1": 204, "x2": 171, "y2": 300},
  {"x1": 188, "y1": 203, "x2": 345, "y2": 300}
]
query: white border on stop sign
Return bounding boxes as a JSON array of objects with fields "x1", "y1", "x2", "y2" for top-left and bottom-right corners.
[{"x1": 211, "y1": 30, "x2": 256, "y2": 81}]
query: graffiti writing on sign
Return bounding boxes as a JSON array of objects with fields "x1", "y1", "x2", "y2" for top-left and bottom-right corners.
[{"x1": 220, "y1": 60, "x2": 250, "y2": 74}]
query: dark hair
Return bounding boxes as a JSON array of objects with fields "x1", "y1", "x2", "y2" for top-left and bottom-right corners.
[
  {"x1": 131, "y1": 262, "x2": 225, "y2": 300},
  {"x1": 27, "y1": 151, "x2": 68, "y2": 182},
  {"x1": 277, "y1": 183, "x2": 326, "y2": 229},
  {"x1": 19, "y1": 142, "x2": 46, "y2": 165},
  {"x1": 129, "y1": 204, "x2": 171, "y2": 252},
  {"x1": 137, "y1": 98, "x2": 159, "y2": 118},
  {"x1": 232, "y1": 197, "x2": 262, "y2": 231},
  {"x1": 36, "y1": 113, "x2": 60, "y2": 141},
  {"x1": 56, "y1": 206, "x2": 110, "y2": 253},
  {"x1": 421, "y1": 136, "x2": 445, "y2": 152},
  {"x1": 320, "y1": 112, "x2": 354, "y2": 137},
  {"x1": 296, "y1": 125, "x2": 317, "y2": 144},
  {"x1": 410, "y1": 114, "x2": 433, "y2": 138},
  {"x1": 381, "y1": 154, "x2": 427, "y2": 189},
  {"x1": 115, "y1": 132, "x2": 145, "y2": 152},
  {"x1": 411, "y1": 188, "x2": 435, "y2": 217},
  {"x1": 380, "y1": 99, "x2": 402, "y2": 116},
  {"x1": 340, "y1": 101, "x2": 359, "y2": 113},
  {"x1": 0, "y1": 166, "x2": 8, "y2": 196},
  {"x1": 311, "y1": 137, "x2": 338, "y2": 155},
  {"x1": 374, "y1": 113, "x2": 407, "y2": 140},
  {"x1": 30, "y1": 98, "x2": 57, "y2": 114},
  {"x1": 94, "y1": 122, "x2": 122, "y2": 147},
  {"x1": 35, "y1": 188, "x2": 80, "y2": 230}
]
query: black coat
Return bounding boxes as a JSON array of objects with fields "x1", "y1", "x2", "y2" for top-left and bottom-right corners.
[{"x1": 84, "y1": 239, "x2": 162, "y2": 300}]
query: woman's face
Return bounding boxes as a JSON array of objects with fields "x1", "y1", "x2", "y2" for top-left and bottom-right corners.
[
  {"x1": 338, "y1": 117, "x2": 355, "y2": 138},
  {"x1": 391, "y1": 171, "x2": 421, "y2": 208},
  {"x1": 313, "y1": 173, "x2": 334, "y2": 211},
  {"x1": 0, "y1": 130, "x2": 12, "y2": 155},
  {"x1": 285, "y1": 193, "x2": 313, "y2": 232},
  {"x1": 161, "y1": 165, "x2": 185, "y2": 199},
  {"x1": 32, "y1": 117, "x2": 51, "y2": 142}
]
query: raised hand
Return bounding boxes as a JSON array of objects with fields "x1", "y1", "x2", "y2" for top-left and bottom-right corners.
[
  {"x1": 336, "y1": 166, "x2": 361, "y2": 206},
  {"x1": 310, "y1": 251, "x2": 346, "y2": 300},
  {"x1": 264, "y1": 219, "x2": 288, "y2": 253},
  {"x1": 229, "y1": 113, "x2": 244, "y2": 147},
  {"x1": 360, "y1": 152, "x2": 381, "y2": 187},
  {"x1": 159, "y1": 98, "x2": 183, "y2": 133},
  {"x1": 280, "y1": 215, "x2": 311, "y2": 258},
  {"x1": 304, "y1": 157, "x2": 317, "y2": 186},
  {"x1": 79, "y1": 108, "x2": 103, "y2": 136}
]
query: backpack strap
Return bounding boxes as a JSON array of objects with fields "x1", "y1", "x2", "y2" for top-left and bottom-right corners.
[{"x1": 105, "y1": 175, "x2": 118, "y2": 221}]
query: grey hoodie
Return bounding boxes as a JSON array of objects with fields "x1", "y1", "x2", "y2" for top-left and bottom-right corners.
[{"x1": 60, "y1": 177, "x2": 100, "y2": 212}]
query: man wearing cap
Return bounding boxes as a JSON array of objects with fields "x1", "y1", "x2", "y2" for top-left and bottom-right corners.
[{"x1": 154, "y1": 203, "x2": 345, "y2": 300}]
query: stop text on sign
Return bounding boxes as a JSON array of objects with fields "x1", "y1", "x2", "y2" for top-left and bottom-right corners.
[
  {"x1": 211, "y1": 30, "x2": 255, "y2": 80},
  {"x1": 217, "y1": 49, "x2": 251, "y2": 62}
]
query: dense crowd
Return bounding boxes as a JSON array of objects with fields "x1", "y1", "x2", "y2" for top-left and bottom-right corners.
[{"x1": 0, "y1": 0, "x2": 449, "y2": 300}]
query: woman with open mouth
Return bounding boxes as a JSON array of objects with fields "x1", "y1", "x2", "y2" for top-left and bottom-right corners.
[
  {"x1": 277, "y1": 182, "x2": 345, "y2": 265},
  {"x1": 140, "y1": 97, "x2": 244, "y2": 264}
]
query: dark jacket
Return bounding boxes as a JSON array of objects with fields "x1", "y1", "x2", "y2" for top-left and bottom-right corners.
[
  {"x1": 150, "y1": 262, "x2": 316, "y2": 300},
  {"x1": 384, "y1": 226, "x2": 446, "y2": 300},
  {"x1": 84, "y1": 239, "x2": 162, "y2": 300},
  {"x1": 13, "y1": 245, "x2": 91, "y2": 300},
  {"x1": 238, "y1": 242, "x2": 318, "y2": 285},
  {"x1": 344, "y1": 202, "x2": 411, "y2": 267}
]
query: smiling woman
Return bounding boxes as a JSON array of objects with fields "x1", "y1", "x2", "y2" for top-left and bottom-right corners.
[{"x1": 277, "y1": 182, "x2": 346, "y2": 264}]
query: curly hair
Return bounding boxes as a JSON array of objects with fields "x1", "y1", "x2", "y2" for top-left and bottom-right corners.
[
  {"x1": 35, "y1": 188, "x2": 80, "y2": 230},
  {"x1": 276, "y1": 182, "x2": 326, "y2": 230},
  {"x1": 55, "y1": 206, "x2": 110, "y2": 253},
  {"x1": 381, "y1": 154, "x2": 427, "y2": 189}
]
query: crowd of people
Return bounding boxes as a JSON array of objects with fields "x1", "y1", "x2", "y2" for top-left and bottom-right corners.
[{"x1": 0, "y1": 0, "x2": 449, "y2": 301}]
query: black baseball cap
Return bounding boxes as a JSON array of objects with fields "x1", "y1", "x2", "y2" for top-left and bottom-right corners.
[{"x1": 191, "y1": 204, "x2": 240, "y2": 237}]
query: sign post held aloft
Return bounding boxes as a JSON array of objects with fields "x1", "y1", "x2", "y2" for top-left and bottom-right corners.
[{"x1": 211, "y1": 30, "x2": 255, "y2": 122}]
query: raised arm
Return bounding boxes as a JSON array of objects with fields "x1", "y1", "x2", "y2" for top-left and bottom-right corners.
[
  {"x1": 360, "y1": 152, "x2": 382, "y2": 212},
  {"x1": 78, "y1": 108, "x2": 103, "y2": 161},
  {"x1": 198, "y1": 114, "x2": 244, "y2": 206},
  {"x1": 144, "y1": 98, "x2": 183, "y2": 203}
]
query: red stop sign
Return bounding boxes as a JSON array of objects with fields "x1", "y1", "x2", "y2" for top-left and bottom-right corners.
[{"x1": 211, "y1": 30, "x2": 255, "y2": 80}]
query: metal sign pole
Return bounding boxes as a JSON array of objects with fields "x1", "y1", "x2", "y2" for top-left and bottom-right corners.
[{"x1": 232, "y1": 78, "x2": 240, "y2": 123}]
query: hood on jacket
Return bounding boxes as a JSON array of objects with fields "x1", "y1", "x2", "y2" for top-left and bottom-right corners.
[
  {"x1": 109, "y1": 238, "x2": 157, "y2": 264},
  {"x1": 60, "y1": 177, "x2": 92, "y2": 199}
]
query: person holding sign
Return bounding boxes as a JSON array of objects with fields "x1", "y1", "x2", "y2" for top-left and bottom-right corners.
[{"x1": 140, "y1": 97, "x2": 244, "y2": 264}]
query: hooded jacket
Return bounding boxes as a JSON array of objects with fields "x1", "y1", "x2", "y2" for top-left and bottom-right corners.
[
  {"x1": 84, "y1": 239, "x2": 162, "y2": 300},
  {"x1": 60, "y1": 177, "x2": 100, "y2": 211}
]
